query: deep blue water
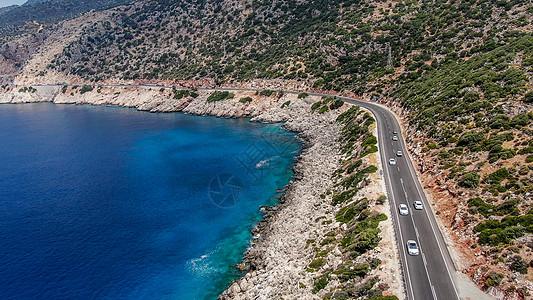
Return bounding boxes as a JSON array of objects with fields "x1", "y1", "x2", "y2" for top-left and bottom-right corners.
[{"x1": 0, "y1": 103, "x2": 301, "y2": 299}]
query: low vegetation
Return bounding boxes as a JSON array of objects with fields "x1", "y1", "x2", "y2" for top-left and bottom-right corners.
[
  {"x1": 207, "y1": 91, "x2": 234, "y2": 103},
  {"x1": 308, "y1": 106, "x2": 394, "y2": 299}
]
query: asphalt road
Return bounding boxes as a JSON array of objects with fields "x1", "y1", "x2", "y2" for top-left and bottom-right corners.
[
  {"x1": 340, "y1": 97, "x2": 460, "y2": 300},
  {"x1": 9, "y1": 83, "x2": 460, "y2": 299}
]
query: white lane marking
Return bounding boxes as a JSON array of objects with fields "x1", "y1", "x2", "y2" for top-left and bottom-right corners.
[
  {"x1": 400, "y1": 178, "x2": 409, "y2": 201},
  {"x1": 431, "y1": 285, "x2": 438, "y2": 300}
]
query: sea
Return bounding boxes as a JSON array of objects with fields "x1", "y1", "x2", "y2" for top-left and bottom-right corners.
[{"x1": 0, "y1": 103, "x2": 301, "y2": 299}]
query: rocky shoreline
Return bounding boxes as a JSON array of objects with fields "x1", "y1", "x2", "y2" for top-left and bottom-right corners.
[{"x1": 0, "y1": 85, "x2": 403, "y2": 299}]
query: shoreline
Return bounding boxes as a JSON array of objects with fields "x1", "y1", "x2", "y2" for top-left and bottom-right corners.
[{"x1": 0, "y1": 85, "x2": 404, "y2": 299}]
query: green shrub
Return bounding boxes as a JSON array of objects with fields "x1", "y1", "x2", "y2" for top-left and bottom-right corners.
[
  {"x1": 311, "y1": 101, "x2": 322, "y2": 111},
  {"x1": 524, "y1": 91, "x2": 533, "y2": 103},
  {"x1": 308, "y1": 258, "x2": 326, "y2": 269},
  {"x1": 361, "y1": 145, "x2": 378, "y2": 157},
  {"x1": 329, "y1": 99, "x2": 344, "y2": 110},
  {"x1": 485, "y1": 272, "x2": 504, "y2": 287},
  {"x1": 313, "y1": 273, "x2": 329, "y2": 293},
  {"x1": 510, "y1": 256, "x2": 529, "y2": 274},
  {"x1": 459, "y1": 172, "x2": 480, "y2": 188},
  {"x1": 457, "y1": 132, "x2": 484, "y2": 148},
  {"x1": 336, "y1": 198, "x2": 369, "y2": 223},
  {"x1": 207, "y1": 91, "x2": 234, "y2": 102},
  {"x1": 298, "y1": 92, "x2": 309, "y2": 99},
  {"x1": 281, "y1": 100, "x2": 291, "y2": 108},
  {"x1": 485, "y1": 168, "x2": 510, "y2": 184},
  {"x1": 332, "y1": 189, "x2": 358, "y2": 206},
  {"x1": 362, "y1": 136, "x2": 378, "y2": 147},
  {"x1": 173, "y1": 89, "x2": 189, "y2": 99},
  {"x1": 335, "y1": 262, "x2": 370, "y2": 281},
  {"x1": 511, "y1": 113, "x2": 531, "y2": 127},
  {"x1": 80, "y1": 85, "x2": 93, "y2": 94},
  {"x1": 259, "y1": 90, "x2": 275, "y2": 97},
  {"x1": 318, "y1": 106, "x2": 329, "y2": 114},
  {"x1": 239, "y1": 96, "x2": 252, "y2": 103}
]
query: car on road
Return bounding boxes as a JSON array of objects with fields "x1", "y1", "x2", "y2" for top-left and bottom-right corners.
[
  {"x1": 396, "y1": 150, "x2": 403, "y2": 157},
  {"x1": 392, "y1": 135, "x2": 398, "y2": 141},
  {"x1": 413, "y1": 201, "x2": 423, "y2": 210},
  {"x1": 407, "y1": 240, "x2": 420, "y2": 256},
  {"x1": 389, "y1": 158, "x2": 396, "y2": 165},
  {"x1": 399, "y1": 204, "x2": 409, "y2": 215},
  {"x1": 393, "y1": 130, "x2": 398, "y2": 134}
]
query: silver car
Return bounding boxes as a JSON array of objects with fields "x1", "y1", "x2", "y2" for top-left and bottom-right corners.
[
  {"x1": 399, "y1": 204, "x2": 409, "y2": 215},
  {"x1": 407, "y1": 240, "x2": 420, "y2": 256},
  {"x1": 392, "y1": 135, "x2": 398, "y2": 141},
  {"x1": 396, "y1": 150, "x2": 403, "y2": 157},
  {"x1": 389, "y1": 158, "x2": 396, "y2": 165}
]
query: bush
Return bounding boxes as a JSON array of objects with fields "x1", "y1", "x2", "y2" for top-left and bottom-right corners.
[
  {"x1": 259, "y1": 90, "x2": 275, "y2": 97},
  {"x1": 510, "y1": 256, "x2": 529, "y2": 274},
  {"x1": 457, "y1": 132, "x2": 484, "y2": 148},
  {"x1": 459, "y1": 172, "x2": 480, "y2": 188},
  {"x1": 173, "y1": 89, "x2": 189, "y2": 99},
  {"x1": 485, "y1": 168, "x2": 510, "y2": 184},
  {"x1": 362, "y1": 135, "x2": 378, "y2": 147},
  {"x1": 318, "y1": 106, "x2": 329, "y2": 114},
  {"x1": 80, "y1": 85, "x2": 93, "y2": 94},
  {"x1": 313, "y1": 273, "x2": 329, "y2": 293},
  {"x1": 308, "y1": 258, "x2": 326, "y2": 269},
  {"x1": 485, "y1": 272, "x2": 504, "y2": 286},
  {"x1": 335, "y1": 262, "x2": 370, "y2": 281},
  {"x1": 298, "y1": 92, "x2": 309, "y2": 99},
  {"x1": 332, "y1": 189, "x2": 358, "y2": 205},
  {"x1": 336, "y1": 198, "x2": 369, "y2": 223},
  {"x1": 330, "y1": 99, "x2": 344, "y2": 110},
  {"x1": 524, "y1": 91, "x2": 533, "y2": 103},
  {"x1": 207, "y1": 91, "x2": 234, "y2": 102},
  {"x1": 239, "y1": 96, "x2": 252, "y2": 103}
]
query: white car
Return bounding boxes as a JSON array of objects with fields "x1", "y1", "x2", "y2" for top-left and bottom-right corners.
[
  {"x1": 407, "y1": 240, "x2": 420, "y2": 256},
  {"x1": 413, "y1": 201, "x2": 423, "y2": 210},
  {"x1": 393, "y1": 130, "x2": 398, "y2": 134},
  {"x1": 392, "y1": 135, "x2": 398, "y2": 141},
  {"x1": 389, "y1": 158, "x2": 396, "y2": 165},
  {"x1": 396, "y1": 150, "x2": 403, "y2": 157},
  {"x1": 399, "y1": 204, "x2": 409, "y2": 215}
]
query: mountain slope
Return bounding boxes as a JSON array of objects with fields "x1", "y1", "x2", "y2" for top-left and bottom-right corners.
[{"x1": 0, "y1": 0, "x2": 134, "y2": 36}]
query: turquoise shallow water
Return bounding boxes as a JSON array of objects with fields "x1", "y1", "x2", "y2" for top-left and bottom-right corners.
[{"x1": 0, "y1": 103, "x2": 301, "y2": 299}]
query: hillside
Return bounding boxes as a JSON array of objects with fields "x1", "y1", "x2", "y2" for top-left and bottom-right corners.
[
  {"x1": 1, "y1": 0, "x2": 532, "y2": 298},
  {"x1": 0, "y1": 0, "x2": 133, "y2": 36}
]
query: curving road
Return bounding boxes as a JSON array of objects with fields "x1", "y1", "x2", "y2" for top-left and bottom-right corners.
[
  {"x1": 8, "y1": 83, "x2": 460, "y2": 299},
  {"x1": 341, "y1": 97, "x2": 460, "y2": 300}
]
